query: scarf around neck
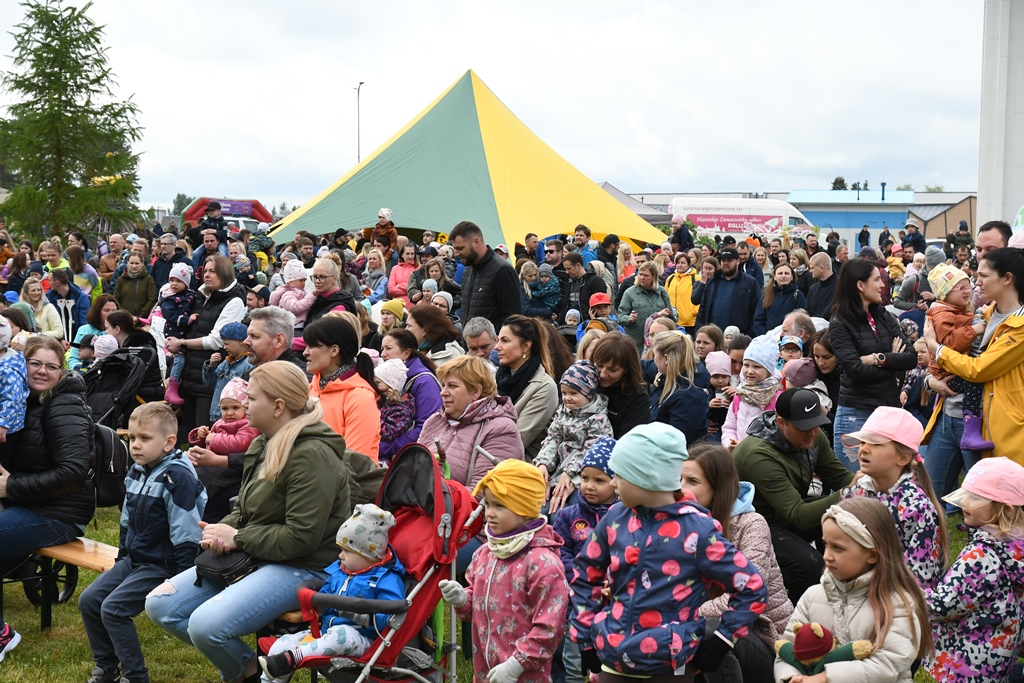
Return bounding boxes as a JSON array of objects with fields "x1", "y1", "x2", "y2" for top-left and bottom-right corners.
[
  {"x1": 486, "y1": 517, "x2": 546, "y2": 559},
  {"x1": 496, "y1": 354, "x2": 541, "y2": 404},
  {"x1": 735, "y1": 376, "x2": 780, "y2": 408}
]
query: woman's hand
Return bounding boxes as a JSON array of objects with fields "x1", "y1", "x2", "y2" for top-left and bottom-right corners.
[
  {"x1": 199, "y1": 521, "x2": 238, "y2": 554},
  {"x1": 923, "y1": 317, "x2": 939, "y2": 354},
  {"x1": 536, "y1": 464, "x2": 549, "y2": 488},
  {"x1": 859, "y1": 354, "x2": 877, "y2": 366},
  {"x1": 166, "y1": 337, "x2": 184, "y2": 354},
  {"x1": 891, "y1": 337, "x2": 906, "y2": 353},
  {"x1": 188, "y1": 446, "x2": 228, "y2": 469},
  {"x1": 548, "y1": 473, "x2": 576, "y2": 514}
]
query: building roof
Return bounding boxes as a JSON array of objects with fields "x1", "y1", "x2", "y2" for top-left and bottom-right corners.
[
  {"x1": 787, "y1": 190, "x2": 915, "y2": 205},
  {"x1": 600, "y1": 183, "x2": 672, "y2": 223},
  {"x1": 909, "y1": 204, "x2": 955, "y2": 221}
]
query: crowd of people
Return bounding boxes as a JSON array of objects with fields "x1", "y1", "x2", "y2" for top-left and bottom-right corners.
[{"x1": 0, "y1": 205, "x2": 1023, "y2": 683}]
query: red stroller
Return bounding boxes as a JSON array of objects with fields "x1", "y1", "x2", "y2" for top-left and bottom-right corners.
[{"x1": 258, "y1": 444, "x2": 484, "y2": 683}]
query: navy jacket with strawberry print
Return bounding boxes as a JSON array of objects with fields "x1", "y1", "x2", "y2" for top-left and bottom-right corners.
[{"x1": 569, "y1": 496, "x2": 768, "y2": 677}]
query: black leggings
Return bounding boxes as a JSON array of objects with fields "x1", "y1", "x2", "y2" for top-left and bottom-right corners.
[
  {"x1": 769, "y1": 524, "x2": 824, "y2": 603},
  {"x1": 178, "y1": 392, "x2": 213, "y2": 445}
]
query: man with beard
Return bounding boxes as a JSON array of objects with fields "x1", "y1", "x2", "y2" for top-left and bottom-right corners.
[
  {"x1": 449, "y1": 221, "x2": 521, "y2": 331},
  {"x1": 694, "y1": 248, "x2": 762, "y2": 335},
  {"x1": 573, "y1": 224, "x2": 597, "y2": 265}
]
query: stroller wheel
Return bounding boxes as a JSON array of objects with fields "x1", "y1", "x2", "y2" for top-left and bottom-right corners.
[{"x1": 19, "y1": 555, "x2": 79, "y2": 605}]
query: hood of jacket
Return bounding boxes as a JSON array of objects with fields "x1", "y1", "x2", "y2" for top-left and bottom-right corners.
[
  {"x1": 521, "y1": 522, "x2": 564, "y2": 550},
  {"x1": 730, "y1": 481, "x2": 756, "y2": 517},
  {"x1": 456, "y1": 394, "x2": 518, "y2": 426},
  {"x1": 40, "y1": 370, "x2": 88, "y2": 405},
  {"x1": 572, "y1": 391, "x2": 609, "y2": 417}
]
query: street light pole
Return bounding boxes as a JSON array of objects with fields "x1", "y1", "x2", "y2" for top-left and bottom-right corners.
[{"x1": 356, "y1": 81, "x2": 364, "y2": 162}]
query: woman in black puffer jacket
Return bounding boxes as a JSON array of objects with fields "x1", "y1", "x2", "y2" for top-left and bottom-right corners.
[
  {"x1": 165, "y1": 254, "x2": 245, "y2": 443},
  {"x1": 828, "y1": 259, "x2": 916, "y2": 471},
  {"x1": 0, "y1": 335, "x2": 95, "y2": 649}
]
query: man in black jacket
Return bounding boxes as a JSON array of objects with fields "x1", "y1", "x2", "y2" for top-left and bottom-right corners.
[
  {"x1": 559, "y1": 253, "x2": 605, "y2": 325},
  {"x1": 806, "y1": 252, "x2": 838, "y2": 319},
  {"x1": 694, "y1": 248, "x2": 763, "y2": 335},
  {"x1": 450, "y1": 221, "x2": 521, "y2": 332},
  {"x1": 596, "y1": 234, "x2": 619, "y2": 271}
]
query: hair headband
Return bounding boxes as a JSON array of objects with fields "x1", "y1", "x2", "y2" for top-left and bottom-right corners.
[{"x1": 822, "y1": 505, "x2": 876, "y2": 549}]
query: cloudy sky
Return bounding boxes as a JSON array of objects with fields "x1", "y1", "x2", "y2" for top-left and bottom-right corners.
[{"x1": 0, "y1": 1, "x2": 984, "y2": 211}]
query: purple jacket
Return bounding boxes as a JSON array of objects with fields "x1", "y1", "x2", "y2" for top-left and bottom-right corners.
[
  {"x1": 380, "y1": 357, "x2": 442, "y2": 459},
  {"x1": 420, "y1": 395, "x2": 523, "y2": 491},
  {"x1": 553, "y1": 497, "x2": 614, "y2": 580}
]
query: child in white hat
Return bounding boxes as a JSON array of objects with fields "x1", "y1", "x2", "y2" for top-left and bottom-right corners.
[
  {"x1": 374, "y1": 358, "x2": 416, "y2": 465},
  {"x1": 160, "y1": 262, "x2": 197, "y2": 405},
  {"x1": 259, "y1": 504, "x2": 405, "y2": 681},
  {"x1": 269, "y1": 258, "x2": 316, "y2": 339}
]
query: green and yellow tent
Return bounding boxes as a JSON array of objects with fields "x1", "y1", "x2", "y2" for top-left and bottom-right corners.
[{"x1": 270, "y1": 70, "x2": 668, "y2": 247}]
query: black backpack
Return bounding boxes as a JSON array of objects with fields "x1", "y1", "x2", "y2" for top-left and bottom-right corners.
[{"x1": 94, "y1": 423, "x2": 129, "y2": 508}]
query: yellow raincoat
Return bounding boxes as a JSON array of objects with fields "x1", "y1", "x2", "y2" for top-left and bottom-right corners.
[{"x1": 664, "y1": 268, "x2": 700, "y2": 328}]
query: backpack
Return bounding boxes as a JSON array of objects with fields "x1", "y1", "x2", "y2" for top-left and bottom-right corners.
[{"x1": 93, "y1": 422, "x2": 129, "y2": 508}]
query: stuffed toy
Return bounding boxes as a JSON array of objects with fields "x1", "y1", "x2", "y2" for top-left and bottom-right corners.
[{"x1": 775, "y1": 622, "x2": 874, "y2": 675}]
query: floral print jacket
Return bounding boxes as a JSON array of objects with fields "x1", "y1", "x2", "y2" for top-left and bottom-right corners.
[
  {"x1": 455, "y1": 524, "x2": 569, "y2": 683},
  {"x1": 847, "y1": 472, "x2": 944, "y2": 591},
  {"x1": 569, "y1": 497, "x2": 767, "y2": 677},
  {"x1": 925, "y1": 527, "x2": 1024, "y2": 683}
]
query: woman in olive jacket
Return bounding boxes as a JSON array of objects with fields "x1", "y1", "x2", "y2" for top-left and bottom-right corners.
[{"x1": 146, "y1": 362, "x2": 353, "y2": 683}]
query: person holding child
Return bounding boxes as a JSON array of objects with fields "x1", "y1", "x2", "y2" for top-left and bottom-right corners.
[
  {"x1": 79, "y1": 403, "x2": 206, "y2": 683},
  {"x1": 259, "y1": 504, "x2": 406, "y2": 681},
  {"x1": 925, "y1": 457, "x2": 1024, "y2": 682},
  {"x1": 774, "y1": 497, "x2": 932, "y2": 682},
  {"x1": 569, "y1": 423, "x2": 768, "y2": 682},
  {"x1": 439, "y1": 459, "x2": 569, "y2": 683},
  {"x1": 534, "y1": 360, "x2": 613, "y2": 514}
]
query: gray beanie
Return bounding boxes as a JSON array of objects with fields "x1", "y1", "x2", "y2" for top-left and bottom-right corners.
[
  {"x1": 336, "y1": 504, "x2": 395, "y2": 561},
  {"x1": 925, "y1": 246, "x2": 945, "y2": 270},
  {"x1": 538, "y1": 263, "x2": 555, "y2": 278}
]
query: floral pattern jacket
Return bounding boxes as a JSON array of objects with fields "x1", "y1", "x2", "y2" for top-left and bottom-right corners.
[
  {"x1": 455, "y1": 524, "x2": 569, "y2": 683},
  {"x1": 925, "y1": 527, "x2": 1024, "y2": 683},
  {"x1": 847, "y1": 472, "x2": 944, "y2": 591}
]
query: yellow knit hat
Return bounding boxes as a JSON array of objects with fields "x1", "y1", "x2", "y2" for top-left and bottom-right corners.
[
  {"x1": 380, "y1": 298, "x2": 406, "y2": 320},
  {"x1": 473, "y1": 460, "x2": 546, "y2": 519}
]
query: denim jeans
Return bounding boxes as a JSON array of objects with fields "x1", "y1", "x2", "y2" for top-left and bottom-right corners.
[
  {"x1": 169, "y1": 353, "x2": 185, "y2": 383},
  {"x1": 562, "y1": 638, "x2": 584, "y2": 683},
  {"x1": 923, "y1": 411, "x2": 980, "y2": 502},
  {"x1": 0, "y1": 506, "x2": 81, "y2": 564},
  {"x1": 79, "y1": 558, "x2": 168, "y2": 683},
  {"x1": 832, "y1": 405, "x2": 876, "y2": 472},
  {"x1": 145, "y1": 564, "x2": 326, "y2": 681}
]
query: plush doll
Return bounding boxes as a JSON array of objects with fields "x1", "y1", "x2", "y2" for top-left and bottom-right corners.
[{"x1": 775, "y1": 622, "x2": 874, "y2": 675}]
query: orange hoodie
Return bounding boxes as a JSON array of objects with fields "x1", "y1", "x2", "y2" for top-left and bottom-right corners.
[{"x1": 310, "y1": 371, "x2": 381, "y2": 462}]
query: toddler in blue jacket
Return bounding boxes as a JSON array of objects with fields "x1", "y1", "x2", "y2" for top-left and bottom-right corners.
[{"x1": 259, "y1": 504, "x2": 406, "y2": 681}]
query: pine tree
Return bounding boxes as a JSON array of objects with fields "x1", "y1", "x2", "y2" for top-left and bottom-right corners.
[{"x1": 0, "y1": 0, "x2": 143, "y2": 236}]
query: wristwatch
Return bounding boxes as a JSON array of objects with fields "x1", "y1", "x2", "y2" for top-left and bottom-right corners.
[{"x1": 874, "y1": 353, "x2": 886, "y2": 367}]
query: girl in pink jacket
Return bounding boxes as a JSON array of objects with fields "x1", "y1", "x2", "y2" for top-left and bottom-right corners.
[
  {"x1": 722, "y1": 336, "x2": 781, "y2": 449},
  {"x1": 269, "y1": 259, "x2": 316, "y2": 328},
  {"x1": 439, "y1": 460, "x2": 569, "y2": 683},
  {"x1": 187, "y1": 378, "x2": 259, "y2": 455}
]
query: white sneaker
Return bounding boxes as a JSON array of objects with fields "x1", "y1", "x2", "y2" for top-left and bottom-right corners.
[{"x1": 0, "y1": 624, "x2": 21, "y2": 662}]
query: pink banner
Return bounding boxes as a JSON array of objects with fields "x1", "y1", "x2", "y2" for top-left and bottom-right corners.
[{"x1": 687, "y1": 214, "x2": 784, "y2": 233}]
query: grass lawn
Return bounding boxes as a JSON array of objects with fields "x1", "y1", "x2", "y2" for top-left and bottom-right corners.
[{"x1": 0, "y1": 507, "x2": 973, "y2": 683}]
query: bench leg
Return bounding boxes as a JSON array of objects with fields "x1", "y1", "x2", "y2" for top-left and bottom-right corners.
[{"x1": 40, "y1": 556, "x2": 52, "y2": 631}]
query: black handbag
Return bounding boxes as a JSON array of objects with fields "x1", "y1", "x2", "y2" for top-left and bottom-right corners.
[{"x1": 194, "y1": 549, "x2": 258, "y2": 586}]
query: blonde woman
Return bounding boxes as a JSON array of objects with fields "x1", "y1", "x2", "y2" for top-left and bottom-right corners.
[
  {"x1": 146, "y1": 361, "x2": 354, "y2": 683},
  {"x1": 789, "y1": 248, "x2": 813, "y2": 296},
  {"x1": 576, "y1": 329, "x2": 605, "y2": 361},
  {"x1": 21, "y1": 278, "x2": 62, "y2": 339},
  {"x1": 363, "y1": 248, "x2": 388, "y2": 304},
  {"x1": 754, "y1": 246, "x2": 772, "y2": 287},
  {"x1": 617, "y1": 243, "x2": 636, "y2": 283},
  {"x1": 644, "y1": 330, "x2": 707, "y2": 444}
]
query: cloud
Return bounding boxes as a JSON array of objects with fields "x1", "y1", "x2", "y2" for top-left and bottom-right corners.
[{"x1": 0, "y1": 0, "x2": 984, "y2": 211}]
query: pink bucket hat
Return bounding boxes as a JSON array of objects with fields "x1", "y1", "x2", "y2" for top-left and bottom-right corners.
[
  {"x1": 220, "y1": 377, "x2": 248, "y2": 406},
  {"x1": 704, "y1": 350, "x2": 732, "y2": 377},
  {"x1": 839, "y1": 406, "x2": 924, "y2": 453},
  {"x1": 944, "y1": 457, "x2": 1024, "y2": 509}
]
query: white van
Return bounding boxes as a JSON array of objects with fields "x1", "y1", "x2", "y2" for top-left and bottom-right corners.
[{"x1": 668, "y1": 197, "x2": 815, "y2": 236}]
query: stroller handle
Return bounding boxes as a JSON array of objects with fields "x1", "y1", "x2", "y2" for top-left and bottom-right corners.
[{"x1": 309, "y1": 594, "x2": 409, "y2": 615}]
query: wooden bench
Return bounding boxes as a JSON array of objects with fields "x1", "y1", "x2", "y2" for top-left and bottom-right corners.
[{"x1": 36, "y1": 539, "x2": 118, "y2": 630}]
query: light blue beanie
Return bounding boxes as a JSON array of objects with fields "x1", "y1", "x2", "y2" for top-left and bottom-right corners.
[
  {"x1": 608, "y1": 423, "x2": 688, "y2": 492},
  {"x1": 744, "y1": 335, "x2": 779, "y2": 374}
]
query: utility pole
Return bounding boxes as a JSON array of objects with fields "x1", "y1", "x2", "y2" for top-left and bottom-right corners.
[{"x1": 356, "y1": 81, "x2": 364, "y2": 162}]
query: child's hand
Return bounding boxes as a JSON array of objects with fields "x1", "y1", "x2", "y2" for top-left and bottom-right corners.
[
  {"x1": 900, "y1": 390, "x2": 908, "y2": 406},
  {"x1": 536, "y1": 464, "x2": 549, "y2": 487},
  {"x1": 205, "y1": 432, "x2": 213, "y2": 445},
  {"x1": 438, "y1": 579, "x2": 467, "y2": 608},
  {"x1": 709, "y1": 397, "x2": 728, "y2": 409},
  {"x1": 209, "y1": 352, "x2": 222, "y2": 365},
  {"x1": 486, "y1": 658, "x2": 525, "y2": 683},
  {"x1": 0, "y1": 426, "x2": 7, "y2": 443},
  {"x1": 973, "y1": 321, "x2": 986, "y2": 335},
  {"x1": 726, "y1": 439, "x2": 737, "y2": 451},
  {"x1": 188, "y1": 313, "x2": 198, "y2": 324},
  {"x1": 196, "y1": 426, "x2": 210, "y2": 441},
  {"x1": 791, "y1": 674, "x2": 828, "y2": 683},
  {"x1": 723, "y1": 386, "x2": 738, "y2": 398}
]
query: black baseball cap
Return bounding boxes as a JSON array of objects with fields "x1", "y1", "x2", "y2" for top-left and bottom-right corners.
[
  {"x1": 72, "y1": 334, "x2": 96, "y2": 349},
  {"x1": 718, "y1": 248, "x2": 740, "y2": 260},
  {"x1": 205, "y1": 201, "x2": 221, "y2": 212},
  {"x1": 775, "y1": 388, "x2": 831, "y2": 430}
]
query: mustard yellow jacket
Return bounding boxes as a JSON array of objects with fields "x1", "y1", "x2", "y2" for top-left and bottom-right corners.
[{"x1": 926, "y1": 305, "x2": 1024, "y2": 463}]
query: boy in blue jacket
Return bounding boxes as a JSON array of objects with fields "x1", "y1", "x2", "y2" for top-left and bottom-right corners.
[
  {"x1": 79, "y1": 403, "x2": 206, "y2": 683},
  {"x1": 569, "y1": 423, "x2": 767, "y2": 681},
  {"x1": 260, "y1": 504, "x2": 406, "y2": 681},
  {"x1": 553, "y1": 437, "x2": 617, "y2": 683}
]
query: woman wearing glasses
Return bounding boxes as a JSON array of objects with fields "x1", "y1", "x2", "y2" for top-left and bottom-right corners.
[
  {"x1": 291, "y1": 254, "x2": 357, "y2": 353},
  {"x1": 0, "y1": 335, "x2": 95, "y2": 659}
]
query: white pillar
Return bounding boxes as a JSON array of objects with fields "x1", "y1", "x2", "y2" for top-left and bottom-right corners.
[{"x1": 978, "y1": 0, "x2": 1024, "y2": 228}]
